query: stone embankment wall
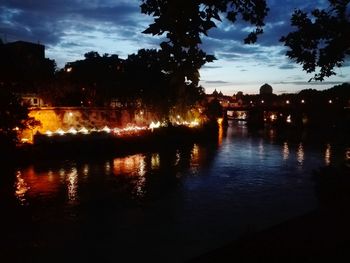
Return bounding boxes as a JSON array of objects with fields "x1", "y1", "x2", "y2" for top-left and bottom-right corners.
[{"x1": 21, "y1": 107, "x2": 156, "y2": 143}]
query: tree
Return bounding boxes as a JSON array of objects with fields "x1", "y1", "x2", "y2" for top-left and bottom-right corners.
[
  {"x1": 0, "y1": 88, "x2": 39, "y2": 149},
  {"x1": 280, "y1": 0, "x2": 350, "y2": 81},
  {"x1": 58, "y1": 51, "x2": 123, "y2": 106},
  {"x1": 122, "y1": 49, "x2": 168, "y2": 113},
  {"x1": 141, "y1": 0, "x2": 268, "y2": 105}
]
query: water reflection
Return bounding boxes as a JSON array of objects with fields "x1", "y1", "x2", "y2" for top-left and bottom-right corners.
[
  {"x1": 105, "y1": 161, "x2": 111, "y2": 174},
  {"x1": 67, "y1": 168, "x2": 78, "y2": 203},
  {"x1": 345, "y1": 148, "x2": 350, "y2": 167},
  {"x1": 15, "y1": 171, "x2": 29, "y2": 205},
  {"x1": 151, "y1": 153, "x2": 160, "y2": 169},
  {"x1": 297, "y1": 143, "x2": 304, "y2": 166},
  {"x1": 258, "y1": 139, "x2": 264, "y2": 159},
  {"x1": 283, "y1": 142, "x2": 289, "y2": 161},
  {"x1": 10, "y1": 142, "x2": 218, "y2": 206},
  {"x1": 82, "y1": 164, "x2": 89, "y2": 177},
  {"x1": 325, "y1": 144, "x2": 331, "y2": 166},
  {"x1": 113, "y1": 154, "x2": 146, "y2": 176},
  {"x1": 345, "y1": 148, "x2": 350, "y2": 161},
  {"x1": 112, "y1": 154, "x2": 148, "y2": 198},
  {"x1": 191, "y1": 144, "x2": 200, "y2": 164},
  {"x1": 175, "y1": 150, "x2": 181, "y2": 166},
  {"x1": 218, "y1": 124, "x2": 223, "y2": 145}
]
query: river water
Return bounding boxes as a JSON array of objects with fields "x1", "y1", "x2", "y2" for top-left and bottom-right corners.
[{"x1": 1, "y1": 121, "x2": 349, "y2": 262}]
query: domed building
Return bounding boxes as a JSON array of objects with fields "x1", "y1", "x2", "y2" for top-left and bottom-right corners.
[{"x1": 259, "y1": 83, "x2": 273, "y2": 95}]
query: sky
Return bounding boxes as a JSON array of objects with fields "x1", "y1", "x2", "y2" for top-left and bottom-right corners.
[{"x1": 0, "y1": 0, "x2": 349, "y2": 95}]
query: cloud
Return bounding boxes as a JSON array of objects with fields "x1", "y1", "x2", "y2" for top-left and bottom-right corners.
[
  {"x1": 275, "y1": 81, "x2": 346, "y2": 86},
  {"x1": 202, "y1": 64, "x2": 223, "y2": 69},
  {"x1": 0, "y1": 0, "x2": 157, "y2": 66},
  {"x1": 2, "y1": 0, "x2": 348, "y2": 92},
  {"x1": 204, "y1": 80, "x2": 230, "y2": 84},
  {"x1": 279, "y1": 63, "x2": 297, "y2": 70}
]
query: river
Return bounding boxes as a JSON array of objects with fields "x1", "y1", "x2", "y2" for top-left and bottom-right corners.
[{"x1": 1, "y1": 121, "x2": 349, "y2": 262}]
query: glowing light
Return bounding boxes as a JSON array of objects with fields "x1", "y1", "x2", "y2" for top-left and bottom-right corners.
[
  {"x1": 14, "y1": 126, "x2": 20, "y2": 131},
  {"x1": 78, "y1": 127, "x2": 89, "y2": 134},
  {"x1": 68, "y1": 112, "x2": 73, "y2": 117},
  {"x1": 177, "y1": 115, "x2": 180, "y2": 119},
  {"x1": 149, "y1": 121, "x2": 161, "y2": 129},
  {"x1": 301, "y1": 99, "x2": 305, "y2": 104},
  {"x1": 101, "y1": 126, "x2": 111, "y2": 133},
  {"x1": 328, "y1": 99, "x2": 333, "y2": 104},
  {"x1": 21, "y1": 138, "x2": 29, "y2": 143},
  {"x1": 286, "y1": 100, "x2": 290, "y2": 104},
  {"x1": 36, "y1": 117, "x2": 202, "y2": 142},
  {"x1": 113, "y1": 128, "x2": 121, "y2": 134},
  {"x1": 55, "y1": 128, "x2": 65, "y2": 135},
  {"x1": 66, "y1": 67, "x2": 72, "y2": 72},
  {"x1": 270, "y1": 114, "x2": 276, "y2": 121},
  {"x1": 190, "y1": 120, "x2": 199, "y2": 127},
  {"x1": 261, "y1": 100, "x2": 264, "y2": 104},
  {"x1": 217, "y1": 118, "x2": 223, "y2": 125},
  {"x1": 286, "y1": 115, "x2": 292, "y2": 123},
  {"x1": 68, "y1": 127, "x2": 78, "y2": 134}
]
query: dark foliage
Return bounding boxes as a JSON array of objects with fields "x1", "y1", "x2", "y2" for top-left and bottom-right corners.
[
  {"x1": 281, "y1": 0, "x2": 350, "y2": 81},
  {"x1": 0, "y1": 88, "x2": 39, "y2": 148},
  {"x1": 56, "y1": 52, "x2": 123, "y2": 106},
  {"x1": 140, "y1": 0, "x2": 268, "y2": 92}
]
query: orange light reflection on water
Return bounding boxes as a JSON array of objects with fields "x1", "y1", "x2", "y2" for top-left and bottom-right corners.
[
  {"x1": 113, "y1": 154, "x2": 147, "y2": 199},
  {"x1": 15, "y1": 171, "x2": 30, "y2": 206},
  {"x1": 218, "y1": 125, "x2": 223, "y2": 146},
  {"x1": 113, "y1": 154, "x2": 146, "y2": 176}
]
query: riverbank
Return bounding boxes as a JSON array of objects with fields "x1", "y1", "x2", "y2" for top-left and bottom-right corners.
[{"x1": 4, "y1": 123, "x2": 219, "y2": 165}]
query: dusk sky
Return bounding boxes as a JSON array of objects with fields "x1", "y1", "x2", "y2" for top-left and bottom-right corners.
[{"x1": 1, "y1": 0, "x2": 349, "y2": 95}]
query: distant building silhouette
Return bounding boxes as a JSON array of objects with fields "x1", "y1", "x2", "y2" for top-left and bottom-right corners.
[
  {"x1": 1, "y1": 40, "x2": 45, "y2": 60},
  {"x1": 259, "y1": 83, "x2": 273, "y2": 95},
  {"x1": 0, "y1": 40, "x2": 53, "y2": 106},
  {"x1": 205, "y1": 89, "x2": 243, "y2": 108}
]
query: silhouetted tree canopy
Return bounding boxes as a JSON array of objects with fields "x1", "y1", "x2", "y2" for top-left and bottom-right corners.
[
  {"x1": 141, "y1": 0, "x2": 268, "y2": 84},
  {"x1": 281, "y1": 0, "x2": 350, "y2": 81},
  {"x1": 59, "y1": 52, "x2": 123, "y2": 106}
]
